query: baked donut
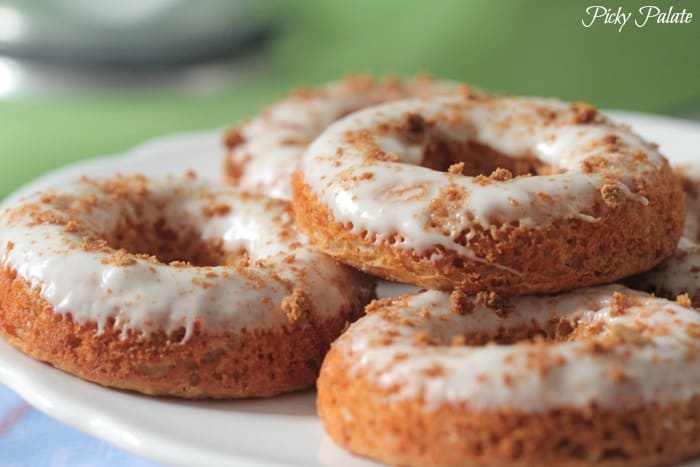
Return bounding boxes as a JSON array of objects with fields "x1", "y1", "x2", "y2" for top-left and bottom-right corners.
[
  {"x1": 318, "y1": 285, "x2": 700, "y2": 466},
  {"x1": 292, "y1": 95, "x2": 684, "y2": 294},
  {"x1": 0, "y1": 175, "x2": 374, "y2": 398},
  {"x1": 223, "y1": 75, "x2": 467, "y2": 199},
  {"x1": 628, "y1": 164, "x2": 700, "y2": 305}
]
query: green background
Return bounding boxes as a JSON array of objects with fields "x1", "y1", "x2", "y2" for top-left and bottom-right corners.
[{"x1": 1, "y1": 0, "x2": 698, "y2": 198}]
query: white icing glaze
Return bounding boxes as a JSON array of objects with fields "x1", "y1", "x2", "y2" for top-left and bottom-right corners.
[
  {"x1": 300, "y1": 96, "x2": 667, "y2": 260},
  {"x1": 0, "y1": 176, "x2": 370, "y2": 338},
  {"x1": 632, "y1": 163, "x2": 700, "y2": 300},
  {"x1": 334, "y1": 285, "x2": 700, "y2": 412},
  {"x1": 226, "y1": 77, "x2": 466, "y2": 199}
]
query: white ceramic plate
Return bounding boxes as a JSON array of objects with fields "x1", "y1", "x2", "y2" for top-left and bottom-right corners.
[{"x1": 0, "y1": 112, "x2": 699, "y2": 467}]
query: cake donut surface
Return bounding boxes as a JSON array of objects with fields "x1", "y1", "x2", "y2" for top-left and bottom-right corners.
[
  {"x1": 318, "y1": 285, "x2": 700, "y2": 466},
  {"x1": 0, "y1": 175, "x2": 374, "y2": 398},
  {"x1": 223, "y1": 75, "x2": 467, "y2": 199},
  {"x1": 292, "y1": 94, "x2": 684, "y2": 293}
]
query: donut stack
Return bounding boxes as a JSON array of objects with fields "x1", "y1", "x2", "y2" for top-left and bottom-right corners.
[
  {"x1": 224, "y1": 76, "x2": 699, "y2": 466},
  {"x1": 0, "y1": 75, "x2": 698, "y2": 466}
]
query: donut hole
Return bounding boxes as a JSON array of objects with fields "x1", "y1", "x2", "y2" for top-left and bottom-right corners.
[
  {"x1": 47, "y1": 177, "x2": 244, "y2": 267},
  {"x1": 102, "y1": 215, "x2": 234, "y2": 267},
  {"x1": 384, "y1": 114, "x2": 562, "y2": 178},
  {"x1": 420, "y1": 138, "x2": 551, "y2": 179},
  {"x1": 445, "y1": 315, "x2": 615, "y2": 347},
  {"x1": 452, "y1": 316, "x2": 579, "y2": 346}
]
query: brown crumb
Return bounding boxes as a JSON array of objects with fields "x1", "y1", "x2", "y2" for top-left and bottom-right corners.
[
  {"x1": 449, "y1": 288, "x2": 475, "y2": 315},
  {"x1": 412, "y1": 330, "x2": 438, "y2": 346},
  {"x1": 202, "y1": 203, "x2": 231, "y2": 218},
  {"x1": 422, "y1": 364, "x2": 446, "y2": 377},
  {"x1": 39, "y1": 193, "x2": 56, "y2": 204},
  {"x1": 223, "y1": 128, "x2": 244, "y2": 149},
  {"x1": 610, "y1": 292, "x2": 629, "y2": 317},
  {"x1": 475, "y1": 291, "x2": 512, "y2": 317},
  {"x1": 600, "y1": 183, "x2": 626, "y2": 208},
  {"x1": 602, "y1": 134, "x2": 620, "y2": 145},
  {"x1": 447, "y1": 162, "x2": 465, "y2": 175},
  {"x1": 374, "y1": 151, "x2": 400, "y2": 162},
  {"x1": 677, "y1": 294, "x2": 692, "y2": 308},
  {"x1": 102, "y1": 250, "x2": 137, "y2": 266},
  {"x1": 64, "y1": 220, "x2": 80, "y2": 233},
  {"x1": 364, "y1": 299, "x2": 384, "y2": 314},
  {"x1": 580, "y1": 155, "x2": 608, "y2": 173},
  {"x1": 81, "y1": 236, "x2": 111, "y2": 253},
  {"x1": 490, "y1": 167, "x2": 513, "y2": 181},
  {"x1": 570, "y1": 102, "x2": 598, "y2": 124},
  {"x1": 6, "y1": 241, "x2": 14, "y2": 252},
  {"x1": 281, "y1": 288, "x2": 313, "y2": 325}
]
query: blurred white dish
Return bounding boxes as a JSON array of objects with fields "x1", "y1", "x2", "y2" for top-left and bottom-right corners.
[{"x1": 0, "y1": 111, "x2": 698, "y2": 466}]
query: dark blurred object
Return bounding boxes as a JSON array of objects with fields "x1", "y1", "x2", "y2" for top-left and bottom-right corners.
[
  {"x1": 0, "y1": 0, "x2": 276, "y2": 96},
  {"x1": 0, "y1": 0, "x2": 275, "y2": 65}
]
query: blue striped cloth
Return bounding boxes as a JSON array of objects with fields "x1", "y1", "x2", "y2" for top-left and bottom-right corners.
[{"x1": 0, "y1": 384, "x2": 158, "y2": 466}]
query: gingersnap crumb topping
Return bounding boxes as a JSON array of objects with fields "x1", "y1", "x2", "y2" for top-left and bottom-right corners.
[
  {"x1": 281, "y1": 288, "x2": 313, "y2": 325},
  {"x1": 64, "y1": 220, "x2": 80, "y2": 233},
  {"x1": 376, "y1": 151, "x2": 400, "y2": 162},
  {"x1": 475, "y1": 291, "x2": 512, "y2": 317},
  {"x1": 580, "y1": 155, "x2": 609, "y2": 173},
  {"x1": 610, "y1": 292, "x2": 630, "y2": 317},
  {"x1": 449, "y1": 288, "x2": 475, "y2": 315},
  {"x1": 447, "y1": 162, "x2": 465, "y2": 175},
  {"x1": 677, "y1": 294, "x2": 692, "y2": 308},
  {"x1": 601, "y1": 183, "x2": 627, "y2": 208},
  {"x1": 412, "y1": 330, "x2": 439, "y2": 346},
  {"x1": 223, "y1": 129, "x2": 244, "y2": 150},
  {"x1": 570, "y1": 102, "x2": 598, "y2": 124},
  {"x1": 489, "y1": 167, "x2": 514, "y2": 181},
  {"x1": 82, "y1": 236, "x2": 111, "y2": 253},
  {"x1": 101, "y1": 250, "x2": 137, "y2": 266},
  {"x1": 422, "y1": 364, "x2": 446, "y2": 377},
  {"x1": 201, "y1": 203, "x2": 231, "y2": 218}
]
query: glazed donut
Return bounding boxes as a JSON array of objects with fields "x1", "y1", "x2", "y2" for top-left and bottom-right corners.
[
  {"x1": 0, "y1": 175, "x2": 373, "y2": 398},
  {"x1": 628, "y1": 164, "x2": 700, "y2": 305},
  {"x1": 318, "y1": 285, "x2": 700, "y2": 466},
  {"x1": 223, "y1": 75, "x2": 468, "y2": 199},
  {"x1": 292, "y1": 95, "x2": 684, "y2": 294}
]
